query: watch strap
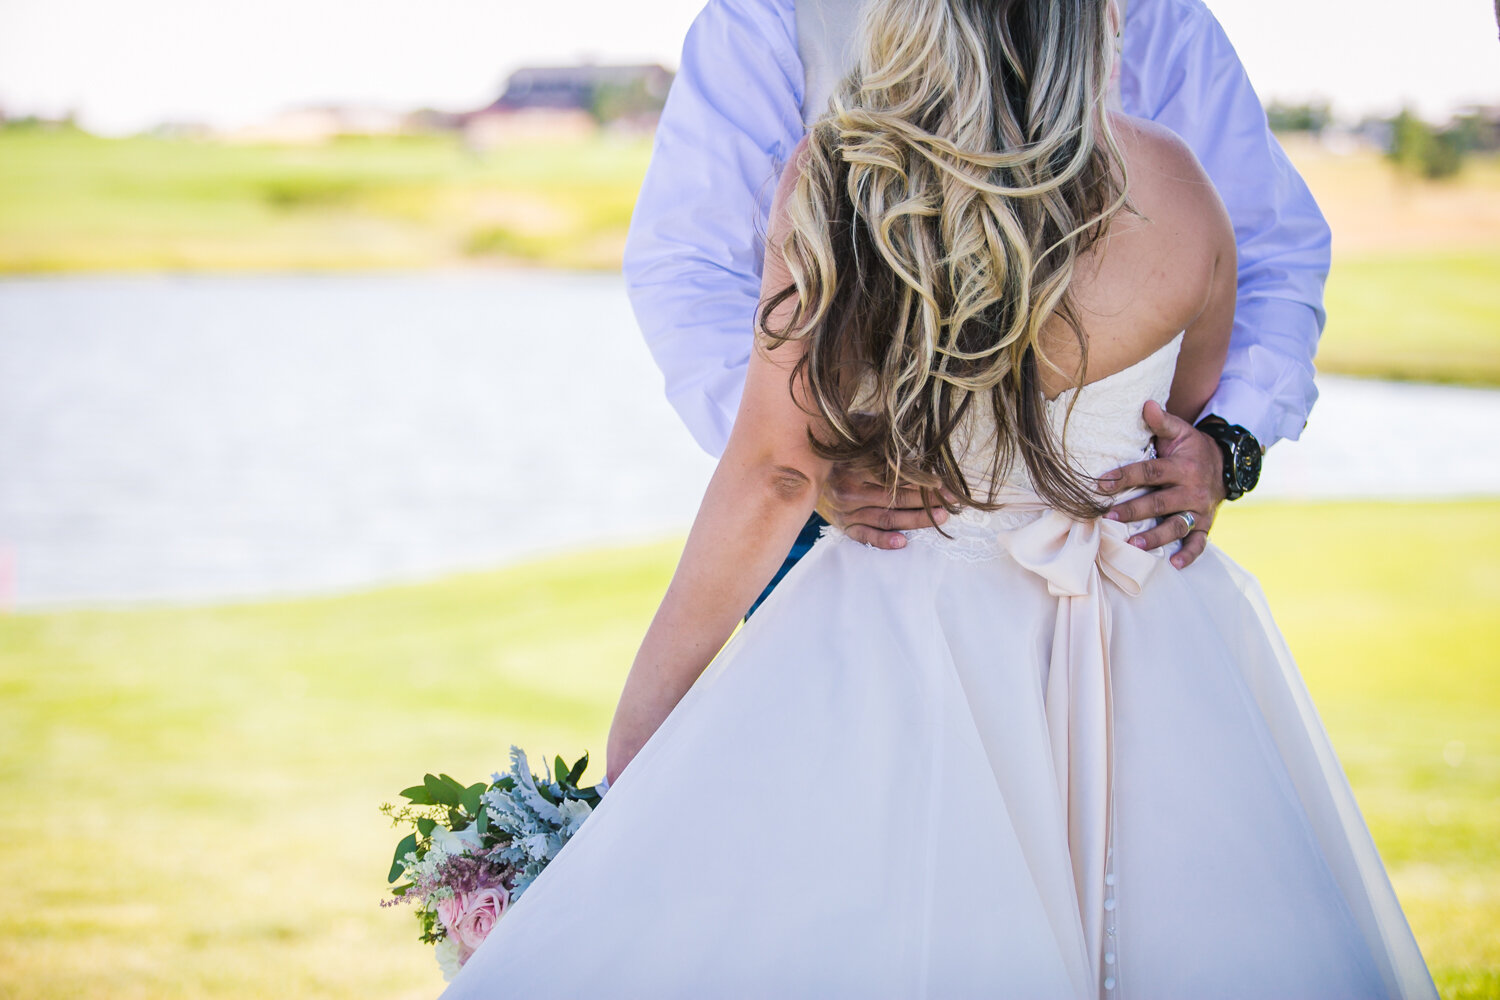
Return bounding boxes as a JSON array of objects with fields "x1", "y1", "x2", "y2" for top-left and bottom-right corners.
[{"x1": 1195, "y1": 415, "x2": 1259, "y2": 501}]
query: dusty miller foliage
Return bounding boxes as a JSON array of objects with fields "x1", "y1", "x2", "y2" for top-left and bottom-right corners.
[
  {"x1": 482, "y1": 746, "x2": 597, "y2": 901},
  {"x1": 382, "y1": 744, "x2": 604, "y2": 918}
]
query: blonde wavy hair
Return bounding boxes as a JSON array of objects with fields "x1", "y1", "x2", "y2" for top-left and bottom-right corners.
[{"x1": 758, "y1": 0, "x2": 1133, "y2": 519}]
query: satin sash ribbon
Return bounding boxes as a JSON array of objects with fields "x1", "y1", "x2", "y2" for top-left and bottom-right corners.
[{"x1": 998, "y1": 502, "x2": 1163, "y2": 988}]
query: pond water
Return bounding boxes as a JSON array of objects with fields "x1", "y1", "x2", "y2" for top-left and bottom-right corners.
[{"x1": 2, "y1": 272, "x2": 1496, "y2": 611}]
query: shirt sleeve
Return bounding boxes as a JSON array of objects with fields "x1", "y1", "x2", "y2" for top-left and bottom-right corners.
[
  {"x1": 1120, "y1": 0, "x2": 1332, "y2": 448},
  {"x1": 621, "y1": 0, "x2": 806, "y2": 458}
]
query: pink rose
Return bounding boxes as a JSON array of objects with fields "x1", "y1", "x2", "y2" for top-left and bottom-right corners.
[{"x1": 436, "y1": 887, "x2": 511, "y2": 963}]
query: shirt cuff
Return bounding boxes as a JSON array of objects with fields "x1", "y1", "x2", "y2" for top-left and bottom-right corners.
[
  {"x1": 1195, "y1": 297, "x2": 1322, "y2": 450},
  {"x1": 1195, "y1": 371, "x2": 1313, "y2": 451}
]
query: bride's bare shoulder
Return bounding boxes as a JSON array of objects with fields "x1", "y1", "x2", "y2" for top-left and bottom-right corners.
[
  {"x1": 1107, "y1": 113, "x2": 1207, "y2": 183},
  {"x1": 1105, "y1": 112, "x2": 1231, "y2": 239},
  {"x1": 1052, "y1": 113, "x2": 1234, "y2": 374}
]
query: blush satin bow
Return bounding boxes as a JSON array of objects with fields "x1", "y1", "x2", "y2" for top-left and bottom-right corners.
[{"x1": 1000, "y1": 503, "x2": 1164, "y2": 988}]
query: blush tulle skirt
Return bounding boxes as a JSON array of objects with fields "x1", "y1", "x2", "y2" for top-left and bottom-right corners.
[{"x1": 438, "y1": 506, "x2": 1437, "y2": 1000}]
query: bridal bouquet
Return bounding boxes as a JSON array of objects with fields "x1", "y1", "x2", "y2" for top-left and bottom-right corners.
[{"x1": 381, "y1": 745, "x2": 608, "y2": 979}]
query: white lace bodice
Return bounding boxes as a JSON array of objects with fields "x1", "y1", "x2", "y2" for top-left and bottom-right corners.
[
  {"x1": 823, "y1": 331, "x2": 1187, "y2": 562},
  {"x1": 953, "y1": 330, "x2": 1186, "y2": 495}
]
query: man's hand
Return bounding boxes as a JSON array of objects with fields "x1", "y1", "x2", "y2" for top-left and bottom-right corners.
[
  {"x1": 1098, "y1": 400, "x2": 1227, "y2": 570},
  {"x1": 817, "y1": 463, "x2": 951, "y2": 549}
]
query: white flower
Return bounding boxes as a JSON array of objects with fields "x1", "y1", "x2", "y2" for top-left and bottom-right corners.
[
  {"x1": 434, "y1": 935, "x2": 464, "y2": 981},
  {"x1": 557, "y1": 797, "x2": 593, "y2": 834},
  {"x1": 432, "y1": 823, "x2": 483, "y2": 856}
]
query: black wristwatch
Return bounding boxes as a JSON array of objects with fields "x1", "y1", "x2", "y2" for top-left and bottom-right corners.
[{"x1": 1195, "y1": 415, "x2": 1262, "y2": 501}]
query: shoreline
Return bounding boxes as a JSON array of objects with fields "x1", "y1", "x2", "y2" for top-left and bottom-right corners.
[{"x1": 4, "y1": 497, "x2": 1496, "y2": 616}]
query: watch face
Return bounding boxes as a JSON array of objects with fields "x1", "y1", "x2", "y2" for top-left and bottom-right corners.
[
  {"x1": 1233, "y1": 436, "x2": 1262, "y2": 492},
  {"x1": 1199, "y1": 417, "x2": 1262, "y2": 499}
]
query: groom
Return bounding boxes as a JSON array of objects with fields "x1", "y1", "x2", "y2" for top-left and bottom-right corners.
[{"x1": 623, "y1": 0, "x2": 1329, "y2": 604}]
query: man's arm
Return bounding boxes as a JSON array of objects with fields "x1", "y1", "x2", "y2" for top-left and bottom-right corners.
[
  {"x1": 622, "y1": 0, "x2": 805, "y2": 459},
  {"x1": 1103, "y1": 0, "x2": 1332, "y2": 568},
  {"x1": 623, "y1": 0, "x2": 947, "y2": 546},
  {"x1": 1120, "y1": 0, "x2": 1331, "y2": 449}
]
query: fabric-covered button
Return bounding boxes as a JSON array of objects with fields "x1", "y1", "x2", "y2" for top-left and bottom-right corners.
[
  {"x1": 1105, "y1": 977, "x2": 1116, "y2": 990},
  {"x1": 1105, "y1": 873, "x2": 1116, "y2": 886},
  {"x1": 1103, "y1": 898, "x2": 1116, "y2": 911},
  {"x1": 1105, "y1": 952, "x2": 1115, "y2": 964}
]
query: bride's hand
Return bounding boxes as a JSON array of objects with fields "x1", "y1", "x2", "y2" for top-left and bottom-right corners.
[
  {"x1": 816, "y1": 462, "x2": 952, "y2": 549},
  {"x1": 605, "y1": 730, "x2": 641, "y2": 788}
]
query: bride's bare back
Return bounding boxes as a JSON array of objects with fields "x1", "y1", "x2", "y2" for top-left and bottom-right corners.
[{"x1": 1036, "y1": 112, "x2": 1236, "y2": 424}]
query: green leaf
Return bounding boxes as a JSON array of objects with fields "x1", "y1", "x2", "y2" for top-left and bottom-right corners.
[
  {"x1": 461, "y1": 782, "x2": 486, "y2": 816},
  {"x1": 389, "y1": 832, "x2": 418, "y2": 883},
  {"x1": 391, "y1": 882, "x2": 412, "y2": 897},
  {"x1": 567, "y1": 751, "x2": 589, "y2": 786},
  {"x1": 475, "y1": 809, "x2": 488, "y2": 838},
  {"x1": 416, "y1": 817, "x2": 436, "y2": 838},
  {"x1": 400, "y1": 784, "x2": 433, "y2": 805},
  {"x1": 447, "y1": 807, "x2": 464, "y2": 829},
  {"x1": 438, "y1": 773, "x2": 467, "y2": 796},
  {"x1": 424, "y1": 774, "x2": 460, "y2": 807},
  {"x1": 554, "y1": 754, "x2": 568, "y2": 785}
]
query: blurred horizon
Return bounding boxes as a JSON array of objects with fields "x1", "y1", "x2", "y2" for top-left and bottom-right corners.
[{"x1": 1, "y1": 0, "x2": 1495, "y2": 137}]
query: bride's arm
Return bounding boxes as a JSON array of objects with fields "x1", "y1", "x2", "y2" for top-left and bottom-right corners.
[{"x1": 606, "y1": 141, "x2": 828, "y2": 785}]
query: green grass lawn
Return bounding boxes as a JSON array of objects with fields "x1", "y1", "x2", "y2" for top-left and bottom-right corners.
[
  {"x1": 1215, "y1": 502, "x2": 1500, "y2": 1000},
  {"x1": 0, "y1": 126, "x2": 651, "y2": 272},
  {"x1": 1319, "y1": 249, "x2": 1500, "y2": 386},
  {"x1": 1, "y1": 501, "x2": 1496, "y2": 998}
]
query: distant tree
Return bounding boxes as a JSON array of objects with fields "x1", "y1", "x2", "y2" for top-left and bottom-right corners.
[
  {"x1": 1386, "y1": 107, "x2": 1477, "y2": 181},
  {"x1": 1387, "y1": 108, "x2": 1432, "y2": 174},
  {"x1": 589, "y1": 75, "x2": 672, "y2": 126},
  {"x1": 1, "y1": 112, "x2": 83, "y2": 134},
  {"x1": 1445, "y1": 110, "x2": 1500, "y2": 153},
  {"x1": 1423, "y1": 131, "x2": 1466, "y2": 179},
  {"x1": 1265, "y1": 100, "x2": 1331, "y2": 134}
]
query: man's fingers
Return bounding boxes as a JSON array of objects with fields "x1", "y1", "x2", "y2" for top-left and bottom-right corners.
[
  {"x1": 874, "y1": 484, "x2": 947, "y2": 510},
  {"x1": 1097, "y1": 454, "x2": 1181, "y2": 494},
  {"x1": 830, "y1": 478, "x2": 928, "y2": 512},
  {"x1": 843, "y1": 524, "x2": 909, "y2": 550},
  {"x1": 1125, "y1": 509, "x2": 1198, "y2": 552},
  {"x1": 845, "y1": 505, "x2": 949, "y2": 532},
  {"x1": 1103, "y1": 485, "x2": 1199, "y2": 524},
  {"x1": 1172, "y1": 531, "x2": 1208, "y2": 570},
  {"x1": 1141, "y1": 398, "x2": 1190, "y2": 440},
  {"x1": 836, "y1": 504, "x2": 951, "y2": 548}
]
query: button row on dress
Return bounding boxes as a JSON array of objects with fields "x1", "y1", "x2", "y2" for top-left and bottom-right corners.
[{"x1": 1103, "y1": 846, "x2": 1118, "y2": 993}]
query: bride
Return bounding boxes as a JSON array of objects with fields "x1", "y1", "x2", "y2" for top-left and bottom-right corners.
[{"x1": 440, "y1": 0, "x2": 1437, "y2": 996}]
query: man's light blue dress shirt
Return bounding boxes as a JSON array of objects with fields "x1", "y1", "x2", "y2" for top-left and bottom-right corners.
[{"x1": 622, "y1": 0, "x2": 1332, "y2": 458}]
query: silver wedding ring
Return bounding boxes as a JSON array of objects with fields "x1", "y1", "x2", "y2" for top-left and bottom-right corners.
[{"x1": 1173, "y1": 510, "x2": 1197, "y2": 533}]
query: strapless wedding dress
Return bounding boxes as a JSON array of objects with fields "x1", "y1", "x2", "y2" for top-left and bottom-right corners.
[{"x1": 439, "y1": 332, "x2": 1438, "y2": 999}]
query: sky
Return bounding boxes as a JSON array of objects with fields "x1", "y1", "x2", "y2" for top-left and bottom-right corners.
[{"x1": 0, "y1": 0, "x2": 1495, "y2": 136}]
